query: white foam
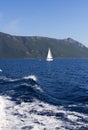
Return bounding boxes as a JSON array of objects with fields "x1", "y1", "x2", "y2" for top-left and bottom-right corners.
[
  {"x1": 0, "y1": 96, "x2": 88, "y2": 130},
  {"x1": 33, "y1": 84, "x2": 43, "y2": 92},
  {"x1": 24, "y1": 75, "x2": 37, "y2": 81},
  {"x1": 0, "y1": 96, "x2": 8, "y2": 130},
  {"x1": 0, "y1": 75, "x2": 37, "y2": 82},
  {"x1": 0, "y1": 69, "x2": 2, "y2": 72},
  {"x1": 0, "y1": 76, "x2": 18, "y2": 82}
]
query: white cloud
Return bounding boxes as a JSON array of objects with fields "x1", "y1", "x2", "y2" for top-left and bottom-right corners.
[{"x1": 4, "y1": 19, "x2": 20, "y2": 34}]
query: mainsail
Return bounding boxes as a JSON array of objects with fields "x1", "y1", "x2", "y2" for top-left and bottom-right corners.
[{"x1": 46, "y1": 48, "x2": 53, "y2": 61}]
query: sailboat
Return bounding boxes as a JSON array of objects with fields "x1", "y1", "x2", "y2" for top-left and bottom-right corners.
[{"x1": 46, "y1": 48, "x2": 53, "y2": 61}]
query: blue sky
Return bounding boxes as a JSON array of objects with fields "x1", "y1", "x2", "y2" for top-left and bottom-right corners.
[{"x1": 0, "y1": 0, "x2": 88, "y2": 46}]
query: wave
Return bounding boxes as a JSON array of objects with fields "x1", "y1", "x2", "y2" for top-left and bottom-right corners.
[
  {"x1": 0, "y1": 69, "x2": 2, "y2": 72},
  {"x1": 0, "y1": 75, "x2": 45, "y2": 104},
  {"x1": 0, "y1": 75, "x2": 37, "y2": 83},
  {"x1": 0, "y1": 96, "x2": 7, "y2": 129},
  {"x1": 0, "y1": 74, "x2": 88, "y2": 129},
  {"x1": 23, "y1": 75, "x2": 37, "y2": 81},
  {"x1": 0, "y1": 75, "x2": 61, "y2": 106},
  {"x1": 0, "y1": 95, "x2": 88, "y2": 130},
  {"x1": 0, "y1": 75, "x2": 88, "y2": 107},
  {"x1": 0, "y1": 75, "x2": 39, "y2": 86}
]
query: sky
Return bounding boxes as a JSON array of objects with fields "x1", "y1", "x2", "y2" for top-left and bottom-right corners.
[{"x1": 0, "y1": 0, "x2": 88, "y2": 46}]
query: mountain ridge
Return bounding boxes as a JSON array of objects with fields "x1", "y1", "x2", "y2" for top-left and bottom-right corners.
[{"x1": 0, "y1": 32, "x2": 88, "y2": 58}]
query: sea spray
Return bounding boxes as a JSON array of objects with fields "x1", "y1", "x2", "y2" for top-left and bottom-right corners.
[
  {"x1": 23, "y1": 75, "x2": 37, "y2": 81},
  {"x1": 0, "y1": 96, "x2": 8, "y2": 129}
]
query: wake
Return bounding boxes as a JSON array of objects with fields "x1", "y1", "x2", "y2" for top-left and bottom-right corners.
[{"x1": 0, "y1": 96, "x2": 88, "y2": 130}]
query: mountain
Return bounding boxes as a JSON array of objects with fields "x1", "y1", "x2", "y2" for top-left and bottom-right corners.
[{"x1": 0, "y1": 32, "x2": 88, "y2": 58}]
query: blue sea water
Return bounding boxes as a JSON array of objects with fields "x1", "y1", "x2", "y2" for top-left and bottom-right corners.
[{"x1": 0, "y1": 59, "x2": 88, "y2": 130}]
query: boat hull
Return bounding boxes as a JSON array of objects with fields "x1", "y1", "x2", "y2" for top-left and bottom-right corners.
[{"x1": 46, "y1": 58, "x2": 53, "y2": 61}]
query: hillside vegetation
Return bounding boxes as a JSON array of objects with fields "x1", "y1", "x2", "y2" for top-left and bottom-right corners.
[{"x1": 0, "y1": 32, "x2": 88, "y2": 58}]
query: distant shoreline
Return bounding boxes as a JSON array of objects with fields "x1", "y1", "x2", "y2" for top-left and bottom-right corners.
[{"x1": 0, "y1": 32, "x2": 88, "y2": 58}]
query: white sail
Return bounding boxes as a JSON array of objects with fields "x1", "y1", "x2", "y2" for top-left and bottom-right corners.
[{"x1": 46, "y1": 48, "x2": 53, "y2": 61}]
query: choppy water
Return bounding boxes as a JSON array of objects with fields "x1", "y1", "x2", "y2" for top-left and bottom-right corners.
[{"x1": 0, "y1": 59, "x2": 88, "y2": 130}]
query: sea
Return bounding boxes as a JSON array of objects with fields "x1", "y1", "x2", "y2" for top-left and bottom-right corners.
[{"x1": 0, "y1": 59, "x2": 88, "y2": 130}]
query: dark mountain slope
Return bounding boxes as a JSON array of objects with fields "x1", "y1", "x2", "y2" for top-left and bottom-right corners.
[{"x1": 0, "y1": 32, "x2": 88, "y2": 58}]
